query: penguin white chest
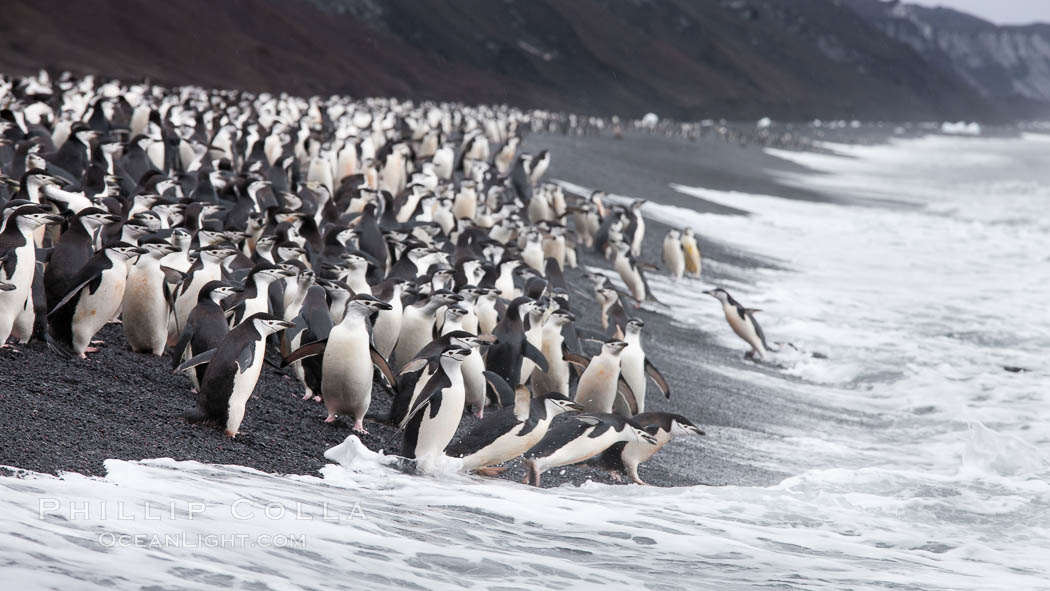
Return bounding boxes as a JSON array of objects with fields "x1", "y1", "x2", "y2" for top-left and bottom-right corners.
[
  {"x1": 322, "y1": 324, "x2": 373, "y2": 403},
  {"x1": 414, "y1": 373, "x2": 465, "y2": 462},
  {"x1": 226, "y1": 342, "x2": 267, "y2": 436},
  {"x1": 72, "y1": 269, "x2": 127, "y2": 353}
]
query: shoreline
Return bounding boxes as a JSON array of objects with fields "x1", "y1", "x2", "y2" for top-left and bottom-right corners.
[{"x1": 2, "y1": 130, "x2": 875, "y2": 488}]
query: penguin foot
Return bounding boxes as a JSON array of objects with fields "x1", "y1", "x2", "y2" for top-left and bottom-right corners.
[
  {"x1": 475, "y1": 466, "x2": 507, "y2": 477},
  {"x1": 607, "y1": 470, "x2": 624, "y2": 483},
  {"x1": 352, "y1": 421, "x2": 369, "y2": 435},
  {"x1": 85, "y1": 346, "x2": 99, "y2": 353},
  {"x1": 224, "y1": 429, "x2": 237, "y2": 438},
  {"x1": 91, "y1": 339, "x2": 105, "y2": 345},
  {"x1": 324, "y1": 415, "x2": 337, "y2": 423},
  {"x1": 313, "y1": 395, "x2": 322, "y2": 402},
  {"x1": 474, "y1": 407, "x2": 484, "y2": 419},
  {"x1": 0, "y1": 344, "x2": 20, "y2": 353},
  {"x1": 301, "y1": 390, "x2": 313, "y2": 401}
]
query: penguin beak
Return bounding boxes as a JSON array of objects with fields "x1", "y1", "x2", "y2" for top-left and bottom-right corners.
[
  {"x1": 276, "y1": 320, "x2": 295, "y2": 330},
  {"x1": 374, "y1": 302, "x2": 393, "y2": 311},
  {"x1": 42, "y1": 214, "x2": 65, "y2": 225},
  {"x1": 566, "y1": 401, "x2": 585, "y2": 412},
  {"x1": 690, "y1": 426, "x2": 706, "y2": 436}
]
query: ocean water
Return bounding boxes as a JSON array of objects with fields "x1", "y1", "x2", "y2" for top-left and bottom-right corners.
[{"x1": 3, "y1": 135, "x2": 1049, "y2": 590}]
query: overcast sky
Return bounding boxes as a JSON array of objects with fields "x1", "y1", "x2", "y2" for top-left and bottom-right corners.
[{"x1": 907, "y1": 0, "x2": 1050, "y2": 24}]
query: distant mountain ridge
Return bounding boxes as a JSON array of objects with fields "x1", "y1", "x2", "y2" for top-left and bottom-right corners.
[
  {"x1": 0, "y1": 0, "x2": 1047, "y2": 121},
  {"x1": 848, "y1": 0, "x2": 1050, "y2": 112}
]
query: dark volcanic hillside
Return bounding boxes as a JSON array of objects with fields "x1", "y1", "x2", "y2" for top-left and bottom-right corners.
[
  {"x1": 0, "y1": 0, "x2": 1012, "y2": 121},
  {"x1": 849, "y1": 0, "x2": 1050, "y2": 117}
]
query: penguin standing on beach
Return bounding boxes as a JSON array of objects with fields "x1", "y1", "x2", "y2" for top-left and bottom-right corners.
[
  {"x1": 448, "y1": 386, "x2": 583, "y2": 475},
  {"x1": 571, "y1": 339, "x2": 636, "y2": 415},
  {"x1": 176, "y1": 312, "x2": 294, "y2": 437},
  {"x1": 47, "y1": 243, "x2": 147, "y2": 358},
  {"x1": 0, "y1": 204, "x2": 63, "y2": 348},
  {"x1": 704, "y1": 287, "x2": 771, "y2": 360},
  {"x1": 122, "y1": 239, "x2": 180, "y2": 355},
  {"x1": 618, "y1": 318, "x2": 670, "y2": 415},
  {"x1": 283, "y1": 294, "x2": 395, "y2": 432},
  {"x1": 523, "y1": 413, "x2": 656, "y2": 487},
  {"x1": 662, "y1": 229, "x2": 685, "y2": 280},
  {"x1": 172, "y1": 281, "x2": 238, "y2": 390},
  {"x1": 682, "y1": 228, "x2": 702, "y2": 277}
]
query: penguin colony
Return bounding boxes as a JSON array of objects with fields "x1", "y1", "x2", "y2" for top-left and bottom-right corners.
[{"x1": 0, "y1": 70, "x2": 769, "y2": 487}]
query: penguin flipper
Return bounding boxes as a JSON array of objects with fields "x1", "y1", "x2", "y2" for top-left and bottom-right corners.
[
  {"x1": 174, "y1": 349, "x2": 217, "y2": 373},
  {"x1": 564, "y1": 352, "x2": 590, "y2": 370},
  {"x1": 616, "y1": 377, "x2": 640, "y2": 416},
  {"x1": 171, "y1": 324, "x2": 195, "y2": 369},
  {"x1": 47, "y1": 273, "x2": 100, "y2": 316},
  {"x1": 398, "y1": 357, "x2": 430, "y2": 376},
  {"x1": 282, "y1": 339, "x2": 327, "y2": 366},
  {"x1": 370, "y1": 345, "x2": 397, "y2": 393},
  {"x1": 644, "y1": 358, "x2": 671, "y2": 399},
  {"x1": 483, "y1": 370, "x2": 514, "y2": 409},
  {"x1": 522, "y1": 341, "x2": 549, "y2": 373}
]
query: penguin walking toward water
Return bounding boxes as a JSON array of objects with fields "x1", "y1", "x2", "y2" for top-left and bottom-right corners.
[
  {"x1": 682, "y1": 228, "x2": 702, "y2": 277},
  {"x1": 400, "y1": 346, "x2": 470, "y2": 470},
  {"x1": 618, "y1": 318, "x2": 670, "y2": 415},
  {"x1": 571, "y1": 339, "x2": 637, "y2": 414},
  {"x1": 596, "y1": 412, "x2": 704, "y2": 485},
  {"x1": 523, "y1": 413, "x2": 657, "y2": 487},
  {"x1": 612, "y1": 241, "x2": 655, "y2": 307},
  {"x1": 282, "y1": 294, "x2": 396, "y2": 432},
  {"x1": 448, "y1": 386, "x2": 583, "y2": 475},
  {"x1": 176, "y1": 313, "x2": 293, "y2": 437},
  {"x1": 47, "y1": 243, "x2": 147, "y2": 358},
  {"x1": 531, "y1": 308, "x2": 574, "y2": 396},
  {"x1": 662, "y1": 229, "x2": 685, "y2": 280},
  {"x1": 704, "y1": 287, "x2": 771, "y2": 360},
  {"x1": 122, "y1": 239, "x2": 180, "y2": 355},
  {"x1": 625, "y1": 199, "x2": 646, "y2": 257}
]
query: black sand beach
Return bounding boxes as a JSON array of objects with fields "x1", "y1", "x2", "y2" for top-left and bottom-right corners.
[{"x1": 1, "y1": 130, "x2": 877, "y2": 488}]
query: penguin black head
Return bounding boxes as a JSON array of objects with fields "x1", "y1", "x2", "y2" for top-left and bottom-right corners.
[
  {"x1": 626, "y1": 318, "x2": 644, "y2": 331},
  {"x1": 441, "y1": 346, "x2": 471, "y2": 362},
  {"x1": 703, "y1": 287, "x2": 731, "y2": 303},
  {"x1": 538, "y1": 392, "x2": 584, "y2": 414},
  {"x1": 108, "y1": 243, "x2": 149, "y2": 260},
  {"x1": 550, "y1": 309, "x2": 575, "y2": 324},
  {"x1": 348, "y1": 293, "x2": 393, "y2": 312},
  {"x1": 603, "y1": 339, "x2": 629, "y2": 355},
  {"x1": 247, "y1": 312, "x2": 295, "y2": 335}
]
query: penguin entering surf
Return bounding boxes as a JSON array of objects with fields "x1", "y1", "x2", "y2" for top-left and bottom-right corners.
[
  {"x1": 703, "y1": 287, "x2": 773, "y2": 360},
  {"x1": 595, "y1": 412, "x2": 704, "y2": 485},
  {"x1": 399, "y1": 346, "x2": 471, "y2": 471},
  {"x1": 175, "y1": 312, "x2": 293, "y2": 437},
  {"x1": 448, "y1": 385, "x2": 583, "y2": 476},
  {"x1": 523, "y1": 413, "x2": 657, "y2": 487}
]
